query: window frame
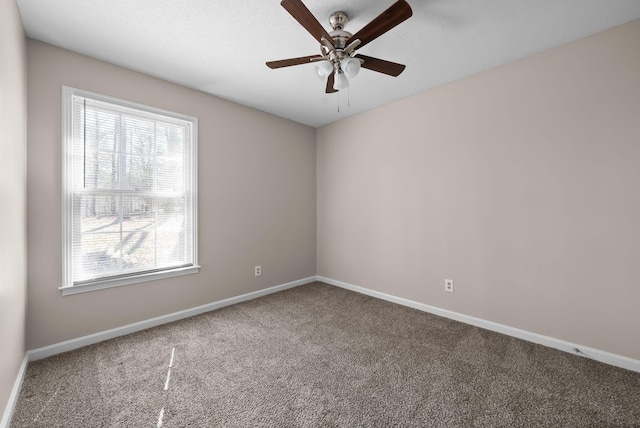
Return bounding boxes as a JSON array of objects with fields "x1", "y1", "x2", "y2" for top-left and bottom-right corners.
[{"x1": 61, "y1": 86, "x2": 199, "y2": 296}]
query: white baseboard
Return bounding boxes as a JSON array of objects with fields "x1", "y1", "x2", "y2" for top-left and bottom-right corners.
[
  {"x1": 317, "y1": 276, "x2": 640, "y2": 373},
  {"x1": 0, "y1": 355, "x2": 28, "y2": 428},
  {"x1": 28, "y1": 276, "x2": 316, "y2": 361}
]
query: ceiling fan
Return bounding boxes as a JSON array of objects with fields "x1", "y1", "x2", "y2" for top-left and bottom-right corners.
[{"x1": 266, "y1": 0, "x2": 413, "y2": 93}]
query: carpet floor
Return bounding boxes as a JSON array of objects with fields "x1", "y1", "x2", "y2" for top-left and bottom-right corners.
[{"x1": 10, "y1": 282, "x2": 640, "y2": 427}]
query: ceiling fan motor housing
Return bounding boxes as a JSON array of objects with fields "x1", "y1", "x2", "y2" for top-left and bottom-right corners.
[{"x1": 322, "y1": 12, "x2": 355, "y2": 69}]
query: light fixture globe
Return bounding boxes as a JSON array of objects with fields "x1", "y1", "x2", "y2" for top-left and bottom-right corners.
[
  {"x1": 314, "y1": 60, "x2": 334, "y2": 78},
  {"x1": 340, "y1": 57, "x2": 361, "y2": 79},
  {"x1": 333, "y1": 71, "x2": 349, "y2": 90}
]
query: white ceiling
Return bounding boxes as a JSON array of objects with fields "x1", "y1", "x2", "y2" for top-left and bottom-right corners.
[{"x1": 16, "y1": 0, "x2": 640, "y2": 128}]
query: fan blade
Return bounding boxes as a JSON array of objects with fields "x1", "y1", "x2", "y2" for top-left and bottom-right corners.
[
  {"x1": 266, "y1": 55, "x2": 323, "y2": 69},
  {"x1": 354, "y1": 54, "x2": 406, "y2": 77},
  {"x1": 326, "y1": 72, "x2": 338, "y2": 93},
  {"x1": 281, "y1": 0, "x2": 335, "y2": 47},
  {"x1": 349, "y1": 0, "x2": 412, "y2": 50}
]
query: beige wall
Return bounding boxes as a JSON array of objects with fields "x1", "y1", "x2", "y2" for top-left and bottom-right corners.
[
  {"x1": 26, "y1": 40, "x2": 316, "y2": 350},
  {"x1": 0, "y1": 0, "x2": 27, "y2": 420},
  {"x1": 317, "y1": 20, "x2": 640, "y2": 360}
]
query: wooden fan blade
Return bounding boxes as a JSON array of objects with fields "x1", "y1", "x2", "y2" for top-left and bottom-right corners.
[
  {"x1": 354, "y1": 54, "x2": 406, "y2": 76},
  {"x1": 326, "y1": 72, "x2": 338, "y2": 93},
  {"x1": 349, "y1": 0, "x2": 412, "y2": 50},
  {"x1": 281, "y1": 0, "x2": 335, "y2": 47},
  {"x1": 266, "y1": 55, "x2": 323, "y2": 69}
]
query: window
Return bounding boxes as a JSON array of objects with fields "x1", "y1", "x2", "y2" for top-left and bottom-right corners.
[{"x1": 61, "y1": 87, "x2": 198, "y2": 295}]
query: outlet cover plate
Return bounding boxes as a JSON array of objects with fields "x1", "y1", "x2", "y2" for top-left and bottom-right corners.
[{"x1": 445, "y1": 279, "x2": 454, "y2": 293}]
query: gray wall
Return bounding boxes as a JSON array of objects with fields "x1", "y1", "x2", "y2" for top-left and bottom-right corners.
[
  {"x1": 26, "y1": 40, "x2": 317, "y2": 350},
  {"x1": 0, "y1": 0, "x2": 27, "y2": 420},
  {"x1": 317, "y1": 20, "x2": 640, "y2": 360}
]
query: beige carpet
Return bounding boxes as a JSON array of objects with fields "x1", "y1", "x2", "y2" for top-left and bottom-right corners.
[{"x1": 10, "y1": 282, "x2": 640, "y2": 427}]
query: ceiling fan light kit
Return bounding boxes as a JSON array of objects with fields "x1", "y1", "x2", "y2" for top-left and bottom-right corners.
[{"x1": 266, "y1": 0, "x2": 412, "y2": 95}]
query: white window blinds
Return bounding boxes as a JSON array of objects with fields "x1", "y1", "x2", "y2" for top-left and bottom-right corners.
[{"x1": 62, "y1": 87, "x2": 198, "y2": 294}]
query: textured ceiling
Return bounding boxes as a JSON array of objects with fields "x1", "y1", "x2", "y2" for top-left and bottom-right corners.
[{"x1": 16, "y1": 0, "x2": 640, "y2": 127}]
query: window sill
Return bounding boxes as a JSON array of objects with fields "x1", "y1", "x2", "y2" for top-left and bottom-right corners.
[{"x1": 59, "y1": 265, "x2": 200, "y2": 296}]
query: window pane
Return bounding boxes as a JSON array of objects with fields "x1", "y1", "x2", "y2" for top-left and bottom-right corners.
[
  {"x1": 79, "y1": 232, "x2": 122, "y2": 280},
  {"x1": 156, "y1": 155, "x2": 183, "y2": 192},
  {"x1": 157, "y1": 197, "x2": 186, "y2": 267},
  {"x1": 156, "y1": 123, "x2": 184, "y2": 156},
  {"x1": 75, "y1": 194, "x2": 122, "y2": 281},
  {"x1": 120, "y1": 195, "x2": 156, "y2": 270},
  {"x1": 126, "y1": 154, "x2": 153, "y2": 191},
  {"x1": 85, "y1": 107, "x2": 119, "y2": 152},
  {"x1": 83, "y1": 149, "x2": 120, "y2": 190}
]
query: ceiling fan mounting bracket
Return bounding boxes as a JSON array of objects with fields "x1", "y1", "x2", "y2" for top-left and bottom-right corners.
[{"x1": 329, "y1": 11, "x2": 349, "y2": 31}]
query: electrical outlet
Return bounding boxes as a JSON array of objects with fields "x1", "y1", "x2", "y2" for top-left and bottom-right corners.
[
  {"x1": 255, "y1": 266, "x2": 261, "y2": 277},
  {"x1": 445, "y1": 279, "x2": 454, "y2": 293}
]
